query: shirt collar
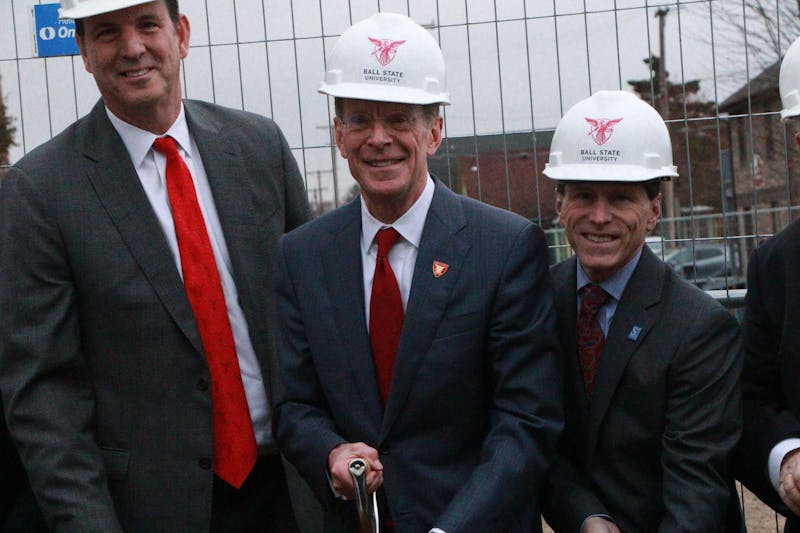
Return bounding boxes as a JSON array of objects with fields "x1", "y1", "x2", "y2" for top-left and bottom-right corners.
[
  {"x1": 105, "y1": 103, "x2": 192, "y2": 169},
  {"x1": 361, "y1": 175, "x2": 435, "y2": 251},
  {"x1": 576, "y1": 248, "x2": 642, "y2": 302}
]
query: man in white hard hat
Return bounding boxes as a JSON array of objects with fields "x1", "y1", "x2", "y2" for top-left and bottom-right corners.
[
  {"x1": 541, "y1": 90, "x2": 742, "y2": 532},
  {"x1": 0, "y1": 1, "x2": 317, "y2": 531},
  {"x1": 737, "y1": 35, "x2": 800, "y2": 533},
  {"x1": 272, "y1": 12, "x2": 563, "y2": 533}
]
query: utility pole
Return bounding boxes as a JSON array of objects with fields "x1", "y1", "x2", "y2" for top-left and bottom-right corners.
[
  {"x1": 308, "y1": 169, "x2": 327, "y2": 215},
  {"x1": 655, "y1": 7, "x2": 676, "y2": 245}
]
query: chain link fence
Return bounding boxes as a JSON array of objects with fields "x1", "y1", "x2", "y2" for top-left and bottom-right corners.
[{"x1": 1, "y1": 0, "x2": 798, "y2": 529}]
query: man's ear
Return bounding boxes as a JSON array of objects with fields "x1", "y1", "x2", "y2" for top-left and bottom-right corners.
[
  {"x1": 646, "y1": 192, "x2": 662, "y2": 232},
  {"x1": 426, "y1": 115, "x2": 444, "y2": 156},
  {"x1": 333, "y1": 117, "x2": 348, "y2": 159},
  {"x1": 77, "y1": 34, "x2": 93, "y2": 74},
  {"x1": 555, "y1": 187, "x2": 565, "y2": 224}
]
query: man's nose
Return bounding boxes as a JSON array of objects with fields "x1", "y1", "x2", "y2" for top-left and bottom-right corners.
[
  {"x1": 119, "y1": 27, "x2": 146, "y2": 59},
  {"x1": 366, "y1": 120, "x2": 393, "y2": 147},
  {"x1": 588, "y1": 199, "x2": 612, "y2": 223}
]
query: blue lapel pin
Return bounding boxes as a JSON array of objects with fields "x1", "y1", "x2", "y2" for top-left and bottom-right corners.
[{"x1": 627, "y1": 325, "x2": 642, "y2": 341}]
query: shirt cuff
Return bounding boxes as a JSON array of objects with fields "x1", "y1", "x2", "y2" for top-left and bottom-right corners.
[
  {"x1": 326, "y1": 469, "x2": 347, "y2": 500},
  {"x1": 580, "y1": 514, "x2": 615, "y2": 532},
  {"x1": 768, "y1": 438, "x2": 800, "y2": 491}
]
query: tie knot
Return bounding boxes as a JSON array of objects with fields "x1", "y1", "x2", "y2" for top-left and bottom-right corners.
[
  {"x1": 152, "y1": 136, "x2": 179, "y2": 157},
  {"x1": 580, "y1": 284, "x2": 609, "y2": 315},
  {"x1": 375, "y1": 227, "x2": 400, "y2": 258}
]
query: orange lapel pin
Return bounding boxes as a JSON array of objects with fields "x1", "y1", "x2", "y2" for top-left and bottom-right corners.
[{"x1": 432, "y1": 260, "x2": 449, "y2": 278}]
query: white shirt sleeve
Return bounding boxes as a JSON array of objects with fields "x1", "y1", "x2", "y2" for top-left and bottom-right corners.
[{"x1": 768, "y1": 438, "x2": 800, "y2": 490}]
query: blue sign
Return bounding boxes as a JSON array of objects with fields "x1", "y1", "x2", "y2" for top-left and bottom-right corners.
[{"x1": 34, "y1": 4, "x2": 80, "y2": 57}]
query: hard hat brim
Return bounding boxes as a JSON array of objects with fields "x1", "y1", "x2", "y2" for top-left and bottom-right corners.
[
  {"x1": 543, "y1": 163, "x2": 677, "y2": 182},
  {"x1": 59, "y1": 0, "x2": 156, "y2": 20},
  {"x1": 781, "y1": 106, "x2": 800, "y2": 120},
  {"x1": 319, "y1": 82, "x2": 450, "y2": 106}
]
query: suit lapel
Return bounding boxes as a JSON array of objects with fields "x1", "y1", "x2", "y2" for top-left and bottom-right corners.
[
  {"x1": 552, "y1": 258, "x2": 591, "y2": 422},
  {"x1": 585, "y1": 247, "x2": 664, "y2": 457},
  {"x1": 380, "y1": 182, "x2": 469, "y2": 438},
  {"x1": 321, "y1": 200, "x2": 384, "y2": 431},
  {"x1": 81, "y1": 101, "x2": 203, "y2": 354}
]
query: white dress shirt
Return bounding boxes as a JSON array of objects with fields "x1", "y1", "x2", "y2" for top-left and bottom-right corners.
[
  {"x1": 360, "y1": 176, "x2": 435, "y2": 324},
  {"x1": 359, "y1": 177, "x2": 446, "y2": 533},
  {"x1": 106, "y1": 105, "x2": 273, "y2": 452},
  {"x1": 769, "y1": 439, "x2": 800, "y2": 490}
]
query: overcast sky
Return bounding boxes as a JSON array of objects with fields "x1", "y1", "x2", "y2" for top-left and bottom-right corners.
[{"x1": 0, "y1": 0, "x2": 794, "y2": 204}]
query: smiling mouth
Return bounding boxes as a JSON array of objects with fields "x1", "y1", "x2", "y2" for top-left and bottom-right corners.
[
  {"x1": 584, "y1": 233, "x2": 615, "y2": 243},
  {"x1": 121, "y1": 68, "x2": 152, "y2": 78},
  {"x1": 367, "y1": 158, "x2": 403, "y2": 167}
]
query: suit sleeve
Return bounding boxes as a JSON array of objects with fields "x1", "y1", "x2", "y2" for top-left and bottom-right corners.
[
  {"x1": 0, "y1": 167, "x2": 123, "y2": 532},
  {"x1": 275, "y1": 125, "x2": 312, "y2": 231},
  {"x1": 435, "y1": 223, "x2": 564, "y2": 532},
  {"x1": 736, "y1": 245, "x2": 799, "y2": 510},
  {"x1": 545, "y1": 455, "x2": 613, "y2": 531},
  {"x1": 658, "y1": 303, "x2": 742, "y2": 532},
  {"x1": 272, "y1": 235, "x2": 346, "y2": 505}
]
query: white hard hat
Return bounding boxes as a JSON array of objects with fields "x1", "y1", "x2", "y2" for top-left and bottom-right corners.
[
  {"x1": 59, "y1": 0, "x2": 155, "y2": 20},
  {"x1": 319, "y1": 13, "x2": 450, "y2": 106},
  {"x1": 780, "y1": 36, "x2": 800, "y2": 119},
  {"x1": 543, "y1": 90, "x2": 678, "y2": 182}
]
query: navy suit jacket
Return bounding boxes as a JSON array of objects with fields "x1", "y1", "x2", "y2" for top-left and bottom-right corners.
[
  {"x1": 545, "y1": 247, "x2": 742, "y2": 532},
  {"x1": 273, "y1": 179, "x2": 563, "y2": 532}
]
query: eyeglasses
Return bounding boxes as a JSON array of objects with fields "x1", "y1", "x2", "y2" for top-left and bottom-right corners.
[{"x1": 338, "y1": 111, "x2": 419, "y2": 134}]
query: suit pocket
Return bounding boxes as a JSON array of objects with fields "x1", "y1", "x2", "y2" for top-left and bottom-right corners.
[{"x1": 100, "y1": 447, "x2": 130, "y2": 481}]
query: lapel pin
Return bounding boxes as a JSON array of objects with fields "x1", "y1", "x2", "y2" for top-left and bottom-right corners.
[
  {"x1": 627, "y1": 325, "x2": 643, "y2": 341},
  {"x1": 432, "y1": 260, "x2": 449, "y2": 278}
]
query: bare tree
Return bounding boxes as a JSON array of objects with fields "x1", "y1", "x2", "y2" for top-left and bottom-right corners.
[
  {"x1": 697, "y1": 0, "x2": 800, "y2": 70},
  {"x1": 0, "y1": 77, "x2": 17, "y2": 179}
]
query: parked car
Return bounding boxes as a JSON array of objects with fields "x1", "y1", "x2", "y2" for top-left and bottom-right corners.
[
  {"x1": 664, "y1": 243, "x2": 743, "y2": 289},
  {"x1": 645, "y1": 235, "x2": 666, "y2": 258},
  {"x1": 646, "y1": 235, "x2": 680, "y2": 263}
]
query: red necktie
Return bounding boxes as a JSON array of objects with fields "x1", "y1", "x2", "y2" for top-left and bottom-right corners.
[
  {"x1": 576, "y1": 284, "x2": 610, "y2": 399},
  {"x1": 152, "y1": 136, "x2": 257, "y2": 488},
  {"x1": 369, "y1": 228, "x2": 403, "y2": 406}
]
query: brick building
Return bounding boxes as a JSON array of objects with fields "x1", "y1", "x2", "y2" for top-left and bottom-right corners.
[
  {"x1": 429, "y1": 130, "x2": 557, "y2": 227},
  {"x1": 718, "y1": 61, "x2": 800, "y2": 240}
]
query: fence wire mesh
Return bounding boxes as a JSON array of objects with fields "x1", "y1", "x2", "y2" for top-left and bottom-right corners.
[{"x1": 0, "y1": 1, "x2": 797, "y2": 529}]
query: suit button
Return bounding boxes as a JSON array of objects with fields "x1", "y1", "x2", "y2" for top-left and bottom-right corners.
[
  {"x1": 379, "y1": 447, "x2": 390, "y2": 456},
  {"x1": 197, "y1": 378, "x2": 209, "y2": 392},
  {"x1": 198, "y1": 457, "x2": 212, "y2": 470}
]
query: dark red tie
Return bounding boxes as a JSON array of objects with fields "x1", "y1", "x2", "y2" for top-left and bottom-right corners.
[
  {"x1": 369, "y1": 228, "x2": 403, "y2": 406},
  {"x1": 152, "y1": 136, "x2": 257, "y2": 488},
  {"x1": 577, "y1": 284, "x2": 610, "y2": 399}
]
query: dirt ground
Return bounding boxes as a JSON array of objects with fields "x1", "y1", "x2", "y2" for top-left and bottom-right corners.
[{"x1": 541, "y1": 483, "x2": 786, "y2": 532}]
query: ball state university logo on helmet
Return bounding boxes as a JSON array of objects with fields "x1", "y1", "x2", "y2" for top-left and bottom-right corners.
[
  {"x1": 368, "y1": 37, "x2": 406, "y2": 66},
  {"x1": 585, "y1": 117, "x2": 623, "y2": 146}
]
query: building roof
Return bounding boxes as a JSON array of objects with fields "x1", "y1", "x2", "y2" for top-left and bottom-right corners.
[{"x1": 718, "y1": 60, "x2": 780, "y2": 112}]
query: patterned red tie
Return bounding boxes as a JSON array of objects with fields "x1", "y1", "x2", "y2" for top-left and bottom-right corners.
[
  {"x1": 152, "y1": 136, "x2": 257, "y2": 488},
  {"x1": 369, "y1": 228, "x2": 403, "y2": 406},
  {"x1": 576, "y1": 284, "x2": 610, "y2": 399}
]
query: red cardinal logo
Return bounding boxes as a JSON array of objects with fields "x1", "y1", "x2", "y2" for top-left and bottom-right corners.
[
  {"x1": 585, "y1": 117, "x2": 623, "y2": 146},
  {"x1": 368, "y1": 37, "x2": 406, "y2": 66},
  {"x1": 432, "y1": 260, "x2": 449, "y2": 278}
]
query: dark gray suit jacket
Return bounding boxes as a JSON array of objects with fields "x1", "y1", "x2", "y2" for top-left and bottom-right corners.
[
  {"x1": 0, "y1": 99, "x2": 313, "y2": 532},
  {"x1": 273, "y1": 180, "x2": 563, "y2": 533},
  {"x1": 544, "y1": 247, "x2": 743, "y2": 532}
]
